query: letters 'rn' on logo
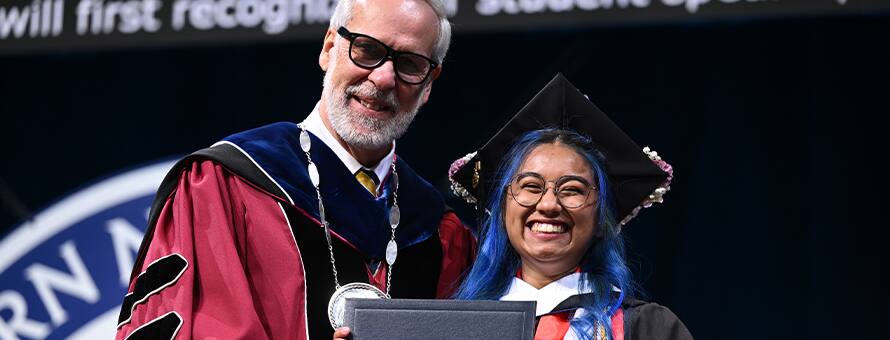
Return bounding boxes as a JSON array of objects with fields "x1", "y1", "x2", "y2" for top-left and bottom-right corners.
[{"x1": 0, "y1": 159, "x2": 176, "y2": 340}]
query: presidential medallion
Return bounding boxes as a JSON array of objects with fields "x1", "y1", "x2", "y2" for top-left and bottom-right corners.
[{"x1": 327, "y1": 282, "x2": 388, "y2": 329}]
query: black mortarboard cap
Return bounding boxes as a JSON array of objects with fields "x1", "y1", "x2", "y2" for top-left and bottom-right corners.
[{"x1": 449, "y1": 73, "x2": 672, "y2": 227}]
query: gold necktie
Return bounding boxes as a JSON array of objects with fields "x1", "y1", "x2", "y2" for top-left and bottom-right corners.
[{"x1": 355, "y1": 169, "x2": 379, "y2": 197}]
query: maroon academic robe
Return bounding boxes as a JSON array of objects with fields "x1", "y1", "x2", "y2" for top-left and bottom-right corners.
[{"x1": 115, "y1": 124, "x2": 476, "y2": 340}]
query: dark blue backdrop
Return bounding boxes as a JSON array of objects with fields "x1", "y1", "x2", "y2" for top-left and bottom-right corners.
[{"x1": 2, "y1": 14, "x2": 888, "y2": 339}]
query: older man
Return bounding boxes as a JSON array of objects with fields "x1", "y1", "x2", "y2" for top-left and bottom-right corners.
[{"x1": 114, "y1": 0, "x2": 475, "y2": 339}]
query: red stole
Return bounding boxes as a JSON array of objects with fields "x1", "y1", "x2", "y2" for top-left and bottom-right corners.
[
  {"x1": 535, "y1": 312, "x2": 572, "y2": 340},
  {"x1": 517, "y1": 268, "x2": 625, "y2": 340},
  {"x1": 533, "y1": 308, "x2": 625, "y2": 340}
]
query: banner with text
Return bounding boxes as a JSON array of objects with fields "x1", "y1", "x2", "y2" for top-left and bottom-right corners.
[{"x1": 1, "y1": 0, "x2": 887, "y2": 54}]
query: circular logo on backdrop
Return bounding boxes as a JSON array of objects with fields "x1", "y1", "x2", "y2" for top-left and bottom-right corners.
[{"x1": 0, "y1": 159, "x2": 176, "y2": 339}]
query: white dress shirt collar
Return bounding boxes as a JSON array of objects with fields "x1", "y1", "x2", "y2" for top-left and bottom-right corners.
[{"x1": 301, "y1": 103, "x2": 395, "y2": 189}]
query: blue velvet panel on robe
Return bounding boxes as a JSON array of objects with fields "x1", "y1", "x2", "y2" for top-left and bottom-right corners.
[{"x1": 222, "y1": 122, "x2": 445, "y2": 260}]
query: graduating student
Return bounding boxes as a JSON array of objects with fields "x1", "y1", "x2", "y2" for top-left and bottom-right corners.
[
  {"x1": 115, "y1": 0, "x2": 476, "y2": 339},
  {"x1": 449, "y1": 74, "x2": 693, "y2": 340}
]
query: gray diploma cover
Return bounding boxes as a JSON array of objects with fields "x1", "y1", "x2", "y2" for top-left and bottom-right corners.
[{"x1": 344, "y1": 298, "x2": 536, "y2": 340}]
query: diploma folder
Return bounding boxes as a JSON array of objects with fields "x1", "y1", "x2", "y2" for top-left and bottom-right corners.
[{"x1": 344, "y1": 298, "x2": 536, "y2": 340}]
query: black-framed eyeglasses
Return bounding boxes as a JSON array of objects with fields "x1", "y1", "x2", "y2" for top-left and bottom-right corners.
[
  {"x1": 337, "y1": 27, "x2": 438, "y2": 85},
  {"x1": 507, "y1": 173, "x2": 597, "y2": 209}
]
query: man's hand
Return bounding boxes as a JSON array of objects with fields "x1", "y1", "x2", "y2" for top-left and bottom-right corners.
[{"x1": 333, "y1": 326, "x2": 351, "y2": 340}]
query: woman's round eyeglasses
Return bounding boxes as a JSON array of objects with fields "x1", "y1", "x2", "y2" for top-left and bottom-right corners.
[
  {"x1": 507, "y1": 173, "x2": 597, "y2": 209},
  {"x1": 337, "y1": 27, "x2": 438, "y2": 85}
]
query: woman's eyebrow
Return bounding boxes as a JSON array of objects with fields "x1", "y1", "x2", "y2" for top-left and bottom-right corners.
[
  {"x1": 515, "y1": 172, "x2": 543, "y2": 179},
  {"x1": 557, "y1": 175, "x2": 592, "y2": 185}
]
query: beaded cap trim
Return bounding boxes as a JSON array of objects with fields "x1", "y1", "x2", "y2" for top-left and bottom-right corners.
[
  {"x1": 618, "y1": 146, "x2": 674, "y2": 227},
  {"x1": 447, "y1": 152, "x2": 477, "y2": 204}
]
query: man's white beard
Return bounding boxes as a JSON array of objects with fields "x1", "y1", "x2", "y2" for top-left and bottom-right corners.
[{"x1": 323, "y1": 70, "x2": 422, "y2": 150}]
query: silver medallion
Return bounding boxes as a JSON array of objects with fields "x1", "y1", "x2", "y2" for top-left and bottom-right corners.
[
  {"x1": 299, "y1": 130, "x2": 311, "y2": 152},
  {"x1": 308, "y1": 162, "x2": 320, "y2": 186},
  {"x1": 327, "y1": 282, "x2": 388, "y2": 329},
  {"x1": 389, "y1": 205, "x2": 400, "y2": 227},
  {"x1": 385, "y1": 239, "x2": 398, "y2": 266}
]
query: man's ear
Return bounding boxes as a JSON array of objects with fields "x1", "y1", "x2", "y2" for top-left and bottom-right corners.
[
  {"x1": 319, "y1": 29, "x2": 337, "y2": 71},
  {"x1": 421, "y1": 66, "x2": 442, "y2": 104}
]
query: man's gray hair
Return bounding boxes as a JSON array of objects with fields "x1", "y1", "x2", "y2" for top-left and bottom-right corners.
[{"x1": 328, "y1": 0, "x2": 452, "y2": 64}]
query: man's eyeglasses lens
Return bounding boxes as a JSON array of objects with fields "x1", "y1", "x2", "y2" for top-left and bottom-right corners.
[
  {"x1": 509, "y1": 176, "x2": 593, "y2": 209},
  {"x1": 347, "y1": 34, "x2": 433, "y2": 84}
]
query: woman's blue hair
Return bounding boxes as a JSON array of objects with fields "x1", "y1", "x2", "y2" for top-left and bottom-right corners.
[{"x1": 454, "y1": 128, "x2": 635, "y2": 340}]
